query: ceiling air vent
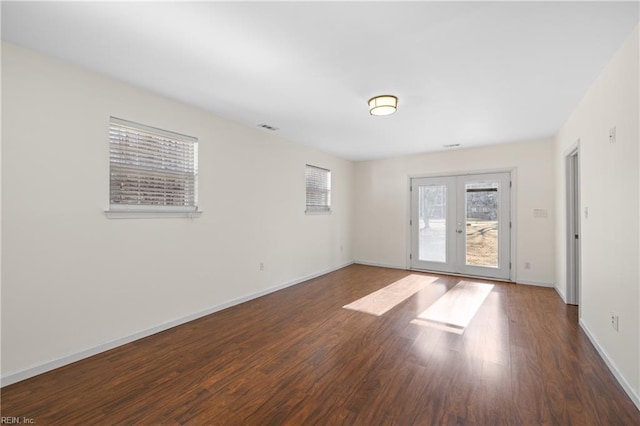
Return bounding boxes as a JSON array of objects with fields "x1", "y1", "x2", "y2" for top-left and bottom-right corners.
[{"x1": 257, "y1": 124, "x2": 279, "y2": 131}]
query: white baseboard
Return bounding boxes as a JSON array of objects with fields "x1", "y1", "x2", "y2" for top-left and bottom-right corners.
[
  {"x1": 515, "y1": 279, "x2": 555, "y2": 288},
  {"x1": 1, "y1": 260, "x2": 354, "y2": 387},
  {"x1": 554, "y1": 285, "x2": 568, "y2": 303},
  {"x1": 353, "y1": 260, "x2": 407, "y2": 270},
  {"x1": 579, "y1": 318, "x2": 640, "y2": 410}
]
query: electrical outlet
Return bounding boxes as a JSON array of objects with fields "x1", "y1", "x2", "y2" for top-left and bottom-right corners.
[
  {"x1": 524, "y1": 262, "x2": 531, "y2": 270},
  {"x1": 610, "y1": 312, "x2": 619, "y2": 331},
  {"x1": 260, "y1": 262, "x2": 265, "y2": 271}
]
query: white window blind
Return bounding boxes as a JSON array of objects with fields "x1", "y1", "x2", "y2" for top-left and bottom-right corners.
[
  {"x1": 306, "y1": 164, "x2": 331, "y2": 213},
  {"x1": 109, "y1": 117, "x2": 198, "y2": 212}
]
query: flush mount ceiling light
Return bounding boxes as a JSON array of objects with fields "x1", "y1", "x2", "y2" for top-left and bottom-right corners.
[{"x1": 368, "y1": 95, "x2": 398, "y2": 116}]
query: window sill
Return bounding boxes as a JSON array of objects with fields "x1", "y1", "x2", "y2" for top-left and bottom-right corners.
[
  {"x1": 305, "y1": 210, "x2": 332, "y2": 215},
  {"x1": 104, "y1": 210, "x2": 203, "y2": 219}
]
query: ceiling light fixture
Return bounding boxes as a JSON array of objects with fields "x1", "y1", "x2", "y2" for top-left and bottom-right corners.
[{"x1": 368, "y1": 95, "x2": 398, "y2": 116}]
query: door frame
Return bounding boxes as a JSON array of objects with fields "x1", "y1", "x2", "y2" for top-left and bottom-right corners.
[
  {"x1": 565, "y1": 142, "x2": 581, "y2": 306},
  {"x1": 406, "y1": 168, "x2": 517, "y2": 282}
]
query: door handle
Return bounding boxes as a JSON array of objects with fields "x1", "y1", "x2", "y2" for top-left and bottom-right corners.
[{"x1": 456, "y1": 229, "x2": 463, "y2": 234}]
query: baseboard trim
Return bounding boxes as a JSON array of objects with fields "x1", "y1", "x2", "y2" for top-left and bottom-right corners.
[
  {"x1": 354, "y1": 260, "x2": 407, "y2": 270},
  {"x1": 515, "y1": 279, "x2": 555, "y2": 288},
  {"x1": 1, "y1": 260, "x2": 354, "y2": 387},
  {"x1": 554, "y1": 285, "x2": 568, "y2": 303},
  {"x1": 579, "y1": 318, "x2": 640, "y2": 411}
]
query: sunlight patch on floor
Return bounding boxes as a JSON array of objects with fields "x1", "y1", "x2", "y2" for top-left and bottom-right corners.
[
  {"x1": 412, "y1": 281, "x2": 494, "y2": 333},
  {"x1": 343, "y1": 274, "x2": 438, "y2": 316},
  {"x1": 410, "y1": 318, "x2": 466, "y2": 335}
]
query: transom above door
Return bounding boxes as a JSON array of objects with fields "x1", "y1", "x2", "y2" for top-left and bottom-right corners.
[{"x1": 410, "y1": 172, "x2": 511, "y2": 280}]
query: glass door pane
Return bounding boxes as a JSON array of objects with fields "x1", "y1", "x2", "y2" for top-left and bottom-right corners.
[
  {"x1": 411, "y1": 176, "x2": 456, "y2": 274},
  {"x1": 465, "y1": 182, "x2": 500, "y2": 268},
  {"x1": 419, "y1": 185, "x2": 447, "y2": 262}
]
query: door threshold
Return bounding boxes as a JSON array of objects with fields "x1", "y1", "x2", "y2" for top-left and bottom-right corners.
[{"x1": 408, "y1": 267, "x2": 514, "y2": 283}]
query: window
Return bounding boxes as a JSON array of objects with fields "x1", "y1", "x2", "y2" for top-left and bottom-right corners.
[
  {"x1": 306, "y1": 164, "x2": 331, "y2": 213},
  {"x1": 108, "y1": 117, "x2": 199, "y2": 217}
]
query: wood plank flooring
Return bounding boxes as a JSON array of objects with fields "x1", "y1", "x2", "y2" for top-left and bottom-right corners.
[{"x1": 2, "y1": 264, "x2": 639, "y2": 425}]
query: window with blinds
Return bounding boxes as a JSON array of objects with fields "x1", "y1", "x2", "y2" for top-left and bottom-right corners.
[
  {"x1": 109, "y1": 117, "x2": 198, "y2": 212},
  {"x1": 305, "y1": 164, "x2": 331, "y2": 213}
]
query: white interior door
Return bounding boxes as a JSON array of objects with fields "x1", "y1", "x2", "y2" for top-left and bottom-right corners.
[
  {"x1": 566, "y1": 149, "x2": 580, "y2": 305},
  {"x1": 410, "y1": 172, "x2": 511, "y2": 280}
]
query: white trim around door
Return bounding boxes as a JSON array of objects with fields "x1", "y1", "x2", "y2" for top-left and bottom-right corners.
[{"x1": 409, "y1": 171, "x2": 513, "y2": 281}]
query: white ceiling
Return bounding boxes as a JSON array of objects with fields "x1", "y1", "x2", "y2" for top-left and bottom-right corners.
[{"x1": 2, "y1": 1, "x2": 638, "y2": 161}]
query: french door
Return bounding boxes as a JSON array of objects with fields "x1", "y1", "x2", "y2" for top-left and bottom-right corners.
[{"x1": 410, "y1": 172, "x2": 511, "y2": 280}]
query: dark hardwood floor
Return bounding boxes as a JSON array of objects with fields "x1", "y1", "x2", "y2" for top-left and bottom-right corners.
[{"x1": 2, "y1": 264, "x2": 638, "y2": 425}]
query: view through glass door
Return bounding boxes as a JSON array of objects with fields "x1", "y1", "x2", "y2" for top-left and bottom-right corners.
[{"x1": 410, "y1": 172, "x2": 511, "y2": 280}]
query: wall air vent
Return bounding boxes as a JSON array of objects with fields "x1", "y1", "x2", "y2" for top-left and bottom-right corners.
[
  {"x1": 443, "y1": 144, "x2": 461, "y2": 148},
  {"x1": 257, "y1": 124, "x2": 279, "y2": 131}
]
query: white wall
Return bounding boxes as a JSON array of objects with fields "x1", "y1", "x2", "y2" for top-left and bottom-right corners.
[
  {"x1": 353, "y1": 139, "x2": 556, "y2": 286},
  {"x1": 554, "y1": 25, "x2": 639, "y2": 403},
  {"x1": 1, "y1": 43, "x2": 354, "y2": 382}
]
